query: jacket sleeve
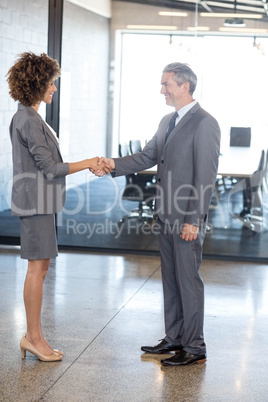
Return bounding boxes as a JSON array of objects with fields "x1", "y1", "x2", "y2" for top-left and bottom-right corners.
[
  {"x1": 186, "y1": 115, "x2": 221, "y2": 226},
  {"x1": 113, "y1": 134, "x2": 158, "y2": 177},
  {"x1": 21, "y1": 116, "x2": 69, "y2": 180}
]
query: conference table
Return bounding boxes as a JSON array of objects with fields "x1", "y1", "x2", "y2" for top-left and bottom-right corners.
[
  {"x1": 139, "y1": 146, "x2": 263, "y2": 177},
  {"x1": 217, "y1": 146, "x2": 265, "y2": 231},
  {"x1": 217, "y1": 146, "x2": 262, "y2": 178}
]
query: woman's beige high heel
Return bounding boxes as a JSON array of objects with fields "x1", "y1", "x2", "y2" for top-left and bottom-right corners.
[
  {"x1": 24, "y1": 334, "x2": 63, "y2": 356},
  {"x1": 20, "y1": 335, "x2": 62, "y2": 362}
]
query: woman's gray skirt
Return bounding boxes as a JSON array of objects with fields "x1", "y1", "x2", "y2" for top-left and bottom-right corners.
[{"x1": 20, "y1": 214, "x2": 58, "y2": 260}]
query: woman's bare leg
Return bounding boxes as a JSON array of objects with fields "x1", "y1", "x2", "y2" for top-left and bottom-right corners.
[
  {"x1": 40, "y1": 325, "x2": 62, "y2": 354},
  {"x1": 24, "y1": 258, "x2": 54, "y2": 356}
]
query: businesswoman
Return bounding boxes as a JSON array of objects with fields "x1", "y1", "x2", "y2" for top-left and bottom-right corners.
[{"x1": 6, "y1": 52, "x2": 110, "y2": 362}]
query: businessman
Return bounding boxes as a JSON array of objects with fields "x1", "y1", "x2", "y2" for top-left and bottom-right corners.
[{"x1": 96, "y1": 62, "x2": 221, "y2": 366}]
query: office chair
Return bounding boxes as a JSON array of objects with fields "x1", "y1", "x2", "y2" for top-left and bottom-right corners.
[
  {"x1": 225, "y1": 127, "x2": 252, "y2": 190},
  {"x1": 129, "y1": 139, "x2": 156, "y2": 189},
  {"x1": 263, "y1": 149, "x2": 268, "y2": 192},
  {"x1": 230, "y1": 149, "x2": 266, "y2": 232},
  {"x1": 118, "y1": 143, "x2": 156, "y2": 224},
  {"x1": 240, "y1": 149, "x2": 265, "y2": 215},
  {"x1": 129, "y1": 139, "x2": 142, "y2": 154},
  {"x1": 230, "y1": 127, "x2": 251, "y2": 147},
  {"x1": 119, "y1": 143, "x2": 130, "y2": 157}
]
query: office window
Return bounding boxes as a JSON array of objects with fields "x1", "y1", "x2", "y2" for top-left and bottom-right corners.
[
  {"x1": 117, "y1": 34, "x2": 268, "y2": 150},
  {"x1": 114, "y1": 33, "x2": 268, "y2": 260}
]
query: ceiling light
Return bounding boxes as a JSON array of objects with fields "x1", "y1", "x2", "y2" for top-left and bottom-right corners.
[
  {"x1": 187, "y1": 26, "x2": 210, "y2": 31},
  {"x1": 200, "y1": 12, "x2": 263, "y2": 18},
  {"x1": 159, "y1": 11, "x2": 188, "y2": 17},
  {"x1": 219, "y1": 27, "x2": 268, "y2": 33},
  {"x1": 126, "y1": 25, "x2": 178, "y2": 30},
  {"x1": 170, "y1": 0, "x2": 200, "y2": 3}
]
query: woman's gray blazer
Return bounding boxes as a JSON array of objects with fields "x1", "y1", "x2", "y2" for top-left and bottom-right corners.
[{"x1": 9, "y1": 103, "x2": 69, "y2": 217}]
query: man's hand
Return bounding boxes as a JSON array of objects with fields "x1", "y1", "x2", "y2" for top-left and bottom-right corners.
[
  {"x1": 88, "y1": 157, "x2": 111, "y2": 175},
  {"x1": 180, "y1": 223, "x2": 199, "y2": 242},
  {"x1": 90, "y1": 157, "x2": 115, "y2": 177},
  {"x1": 98, "y1": 157, "x2": 115, "y2": 170}
]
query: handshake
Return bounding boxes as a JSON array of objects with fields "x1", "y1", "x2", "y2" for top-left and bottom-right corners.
[{"x1": 89, "y1": 156, "x2": 115, "y2": 177}]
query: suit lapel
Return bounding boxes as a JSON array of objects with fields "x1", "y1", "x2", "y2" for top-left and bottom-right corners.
[
  {"x1": 43, "y1": 122, "x2": 60, "y2": 148},
  {"x1": 43, "y1": 122, "x2": 64, "y2": 162},
  {"x1": 164, "y1": 103, "x2": 200, "y2": 147}
]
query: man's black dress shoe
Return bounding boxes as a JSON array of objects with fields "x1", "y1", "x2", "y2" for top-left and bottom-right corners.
[
  {"x1": 141, "y1": 339, "x2": 183, "y2": 354},
  {"x1": 161, "y1": 350, "x2": 207, "y2": 366}
]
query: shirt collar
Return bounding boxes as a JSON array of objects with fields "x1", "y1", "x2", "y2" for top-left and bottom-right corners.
[{"x1": 176, "y1": 99, "x2": 197, "y2": 118}]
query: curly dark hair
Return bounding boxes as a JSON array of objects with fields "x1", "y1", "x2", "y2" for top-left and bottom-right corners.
[{"x1": 6, "y1": 52, "x2": 61, "y2": 106}]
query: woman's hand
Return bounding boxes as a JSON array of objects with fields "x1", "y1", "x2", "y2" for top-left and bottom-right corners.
[
  {"x1": 90, "y1": 157, "x2": 115, "y2": 177},
  {"x1": 88, "y1": 157, "x2": 112, "y2": 175}
]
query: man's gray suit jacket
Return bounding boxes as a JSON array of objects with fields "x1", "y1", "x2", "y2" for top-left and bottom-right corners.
[
  {"x1": 113, "y1": 102, "x2": 221, "y2": 228},
  {"x1": 9, "y1": 103, "x2": 69, "y2": 217}
]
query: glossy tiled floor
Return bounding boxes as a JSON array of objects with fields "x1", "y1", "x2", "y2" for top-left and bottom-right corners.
[{"x1": 0, "y1": 247, "x2": 268, "y2": 401}]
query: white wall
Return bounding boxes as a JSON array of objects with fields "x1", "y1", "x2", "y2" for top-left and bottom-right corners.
[
  {"x1": 60, "y1": 1, "x2": 110, "y2": 187},
  {"x1": 0, "y1": 0, "x2": 48, "y2": 212},
  {"x1": 67, "y1": 0, "x2": 111, "y2": 18}
]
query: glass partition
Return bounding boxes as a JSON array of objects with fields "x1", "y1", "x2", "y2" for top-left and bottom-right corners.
[
  {"x1": 58, "y1": 31, "x2": 268, "y2": 260},
  {"x1": 56, "y1": 0, "x2": 110, "y2": 247},
  {"x1": 116, "y1": 33, "x2": 268, "y2": 259}
]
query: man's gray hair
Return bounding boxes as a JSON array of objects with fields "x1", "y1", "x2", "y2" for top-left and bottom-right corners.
[{"x1": 163, "y1": 62, "x2": 197, "y2": 95}]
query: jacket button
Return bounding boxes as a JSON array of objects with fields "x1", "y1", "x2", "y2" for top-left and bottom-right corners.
[
  {"x1": 158, "y1": 178, "x2": 161, "y2": 182},
  {"x1": 161, "y1": 160, "x2": 164, "y2": 163}
]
